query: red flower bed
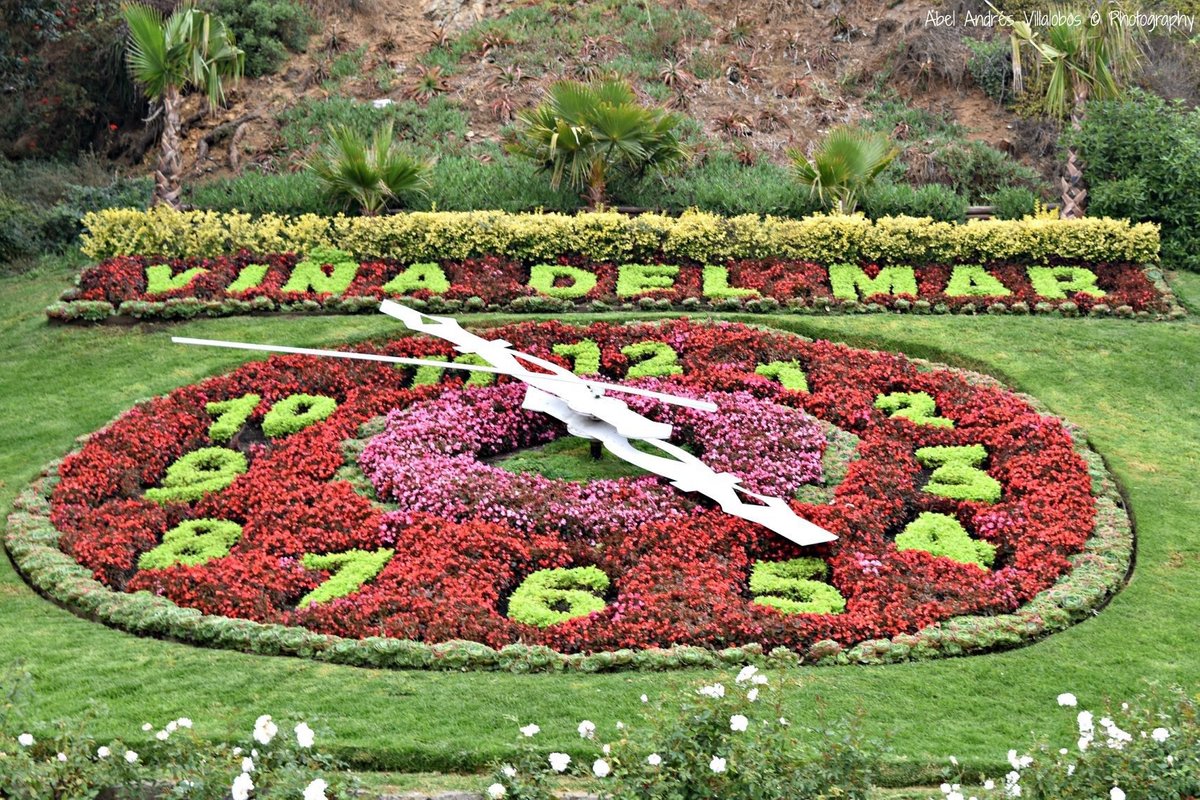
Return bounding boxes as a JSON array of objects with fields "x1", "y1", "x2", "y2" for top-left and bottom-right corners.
[{"x1": 49, "y1": 320, "x2": 1098, "y2": 654}]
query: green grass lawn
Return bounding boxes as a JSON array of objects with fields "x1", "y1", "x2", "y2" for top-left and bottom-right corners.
[{"x1": 2, "y1": 259, "x2": 1198, "y2": 787}]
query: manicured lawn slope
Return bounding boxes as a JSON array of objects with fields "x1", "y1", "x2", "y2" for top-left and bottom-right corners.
[{"x1": 2, "y1": 260, "x2": 1197, "y2": 784}]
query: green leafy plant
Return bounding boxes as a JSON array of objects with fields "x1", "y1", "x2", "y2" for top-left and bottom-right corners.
[
  {"x1": 505, "y1": 79, "x2": 686, "y2": 209},
  {"x1": 788, "y1": 126, "x2": 898, "y2": 214},
  {"x1": 915, "y1": 444, "x2": 1002, "y2": 503},
  {"x1": 143, "y1": 447, "x2": 248, "y2": 504},
  {"x1": 507, "y1": 567, "x2": 610, "y2": 627},
  {"x1": 966, "y1": 36, "x2": 1015, "y2": 104},
  {"x1": 261, "y1": 393, "x2": 338, "y2": 438},
  {"x1": 307, "y1": 121, "x2": 431, "y2": 215},
  {"x1": 895, "y1": 512, "x2": 996, "y2": 568},
  {"x1": 201, "y1": 0, "x2": 317, "y2": 77},
  {"x1": 988, "y1": 185, "x2": 1038, "y2": 219},
  {"x1": 860, "y1": 181, "x2": 967, "y2": 221},
  {"x1": 993, "y1": 1, "x2": 1143, "y2": 217},
  {"x1": 299, "y1": 549, "x2": 394, "y2": 606},
  {"x1": 138, "y1": 518, "x2": 243, "y2": 570},
  {"x1": 1067, "y1": 89, "x2": 1200, "y2": 270},
  {"x1": 750, "y1": 558, "x2": 846, "y2": 615},
  {"x1": 121, "y1": 2, "x2": 245, "y2": 208}
]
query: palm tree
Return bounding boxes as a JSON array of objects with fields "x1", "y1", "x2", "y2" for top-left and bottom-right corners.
[
  {"x1": 505, "y1": 79, "x2": 686, "y2": 209},
  {"x1": 121, "y1": 2, "x2": 244, "y2": 208},
  {"x1": 308, "y1": 122, "x2": 432, "y2": 215},
  {"x1": 998, "y1": 2, "x2": 1142, "y2": 217},
  {"x1": 788, "y1": 126, "x2": 898, "y2": 215}
]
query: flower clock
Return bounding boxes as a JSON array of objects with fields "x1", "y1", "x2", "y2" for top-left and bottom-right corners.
[{"x1": 8, "y1": 318, "x2": 1132, "y2": 671}]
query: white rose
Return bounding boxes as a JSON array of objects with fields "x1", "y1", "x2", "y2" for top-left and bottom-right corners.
[
  {"x1": 97, "y1": 746, "x2": 111, "y2": 759},
  {"x1": 295, "y1": 722, "x2": 315, "y2": 748},
  {"x1": 548, "y1": 752, "x2": 571, "y2": 773},
  {"x1": 647, "y1": 753, "x2": 662, "y2": 766},
  {"x1": 155, "y1": 730, "x2": 169, "y2": 741},
  {"x1": 730, "y1": 714, "x2": 749, "y2": 732},
  {"x1": 709, "y1": 756, "x2": 727, "y2": 773},
  {"x1": 577, "y1": 720, "x2": 596, "y2": 740},
  {"x1": 176, "y1": 718, "x2": 193, "y2": 729},
  {"x1": 17, "y1": 734, "x2": 33, "y2": 748},
  {"x1": 125, "y1": 750, "x2": 138, "y2": 764},
  {"x1": 747, "y1": 688, "x2": 759, "y2": 702},
  {"x1": 56, "y1": 752, "x2": 67, "y2": 762},
  {"x1": 241, "y1": 757, "x2": 254, "y2": 773},
  {"x1": 501, "y1": 764, "x2": 517, "y2": 778},
  {"x1": 1057, "y1": 693, "x2": 1077, "y2": 707},
  {"x1": 486, "y1": 783, "x2": 506, "y2": 799},
  {"x1": 231, "y1": 771, "x2": 253, "y2": 800},
  {"x1": 592, "y1": 758, "x2": 610, "y2": 778},
  {"x1": 1110, "y1": 789, "x2": 1126, "y2": 800},
  {"x1": 303, "y1": 778, "x2": 329, "y2": 800},
  {"x1": 519, "y1": 724, "x2": 540, "y2": 737},
  {"x1": 1152, "y1": 727, "x2": 1170, "y2": 742},
  {"x1": 735, "y1": 665, "x2": 758, "y2": 684},
  {"x1": 252, "y1": 715, "x2": 277, "y2": 745}
]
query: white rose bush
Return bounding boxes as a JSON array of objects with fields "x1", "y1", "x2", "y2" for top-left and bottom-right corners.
[
  {"x1": 0, "y1": 663, "x2": 355, "y2": 800},
  {"x1": 943, "y1": 688, "x2": 1198, "y2": 800},
  {"x1": 486, "y1": 666, "x2": 880, "y2": 800}
]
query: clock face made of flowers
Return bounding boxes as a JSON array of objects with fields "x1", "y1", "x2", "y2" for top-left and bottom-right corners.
[{"x1": 23, "y1": 318, "x2": 1131, "y2": 669}]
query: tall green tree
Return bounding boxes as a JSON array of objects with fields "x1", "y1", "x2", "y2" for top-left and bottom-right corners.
[
  {"x1": 997, "y1": 2, "x2": 1142, "y2": 217},
  {"x1": 506, "y1": 79, "x2": 686, "y2": 209},
  {"x1": 788, "y1": 126, "x2": 898, "y2": 215},
  {"x1": 121, "y1": 2, "x2": 244, "y2": 208}
]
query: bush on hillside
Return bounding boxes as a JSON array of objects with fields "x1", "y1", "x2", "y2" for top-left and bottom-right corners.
[
  {"x1": 202, "y1": 0, "x2": 318, "y2": 77},
  {"x1": 861, "y1": 182, "x2": 967, "y2": 222},
  {"x1": 1067, "y1": 89, "x2": 1200, "y2": 271}
]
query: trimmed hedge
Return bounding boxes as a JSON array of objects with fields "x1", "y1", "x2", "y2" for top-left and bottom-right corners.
[
  {"x1": 4, "y1": 358, "x2": 1133, "y2": 672},
  {"x1": 79, "y1": 207, "x2": 1161, "y2": 266}
]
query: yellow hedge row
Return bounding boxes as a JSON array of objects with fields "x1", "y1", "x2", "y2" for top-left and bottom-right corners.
[{"x1": 80, "y1": 207, "x2": 1161, "y2": 265}]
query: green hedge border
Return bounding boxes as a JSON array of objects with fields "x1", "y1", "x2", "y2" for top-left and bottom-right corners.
[
  {"x1": 3, "y1": 345, "x2": 1133, "y2": 672},
  {"x1": 79, "y1": 208, "x2": 1162, "y2": 265}
]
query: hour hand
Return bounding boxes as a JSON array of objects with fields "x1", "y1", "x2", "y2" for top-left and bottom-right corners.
[{"x1": 521, "y1": 387, "x2": 673, "y2": 441}]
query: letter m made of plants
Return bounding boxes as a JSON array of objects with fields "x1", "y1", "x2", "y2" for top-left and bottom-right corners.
[{"x1": 829, "y1": 264, "x2": 917, "y2": 301}]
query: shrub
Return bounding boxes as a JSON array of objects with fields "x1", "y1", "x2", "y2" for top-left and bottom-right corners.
[
  {"x1": 201, "y1": 0, "x2": 318, "y2": 77},
  {"x1": 966, "y1": 37, "x2": 1015, "y2": 104},
  {"x1": 308, "y1": 122, "x2": 432, "y2": 215},
  {"x1": 487, "y1": 667, "x2": 882, "y2": 800},
  {"x1": 627, "y1": 152, "x2": 820, "y2": 217},
  {"x1": 860, "y1": 181, "x2": 967, "y2": 222},
  {"x1": 277, "y1": 96, "x2": 469, "y2": 152},
  {"x1": 789, "y1": 126, "x2": 898, "y2": 214},
  {"x1": 0, "y1": 682, "x2": 357, "y2": 800},
  {"x1": 185, "y1": 170, "x2": 340, "y2": 216},
  {"x1": 79, "y1": 207, "x2": 1163, "y2": 266},
  {"x1": 505, "y1": 79, "x2": 686, "y2": 208},
  {"x1": 1067, "y1": 89, "x2": 1200, "y2": 270},
  {"x1": 425, "y1": 152, "x2": 579, "y2": 212},
  {"x1": 927, "y1": 139, "x2": 1042, "y2": 199},
  {"x1": 0, "y1": 196, "x2": 42, "y2": 262},
  {"x1": 967, "y1": 687, "x2": 1200, "y2": 799},
  {"x1": 988, "y1": 186, "x2": 1038, "y2": 220}
]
